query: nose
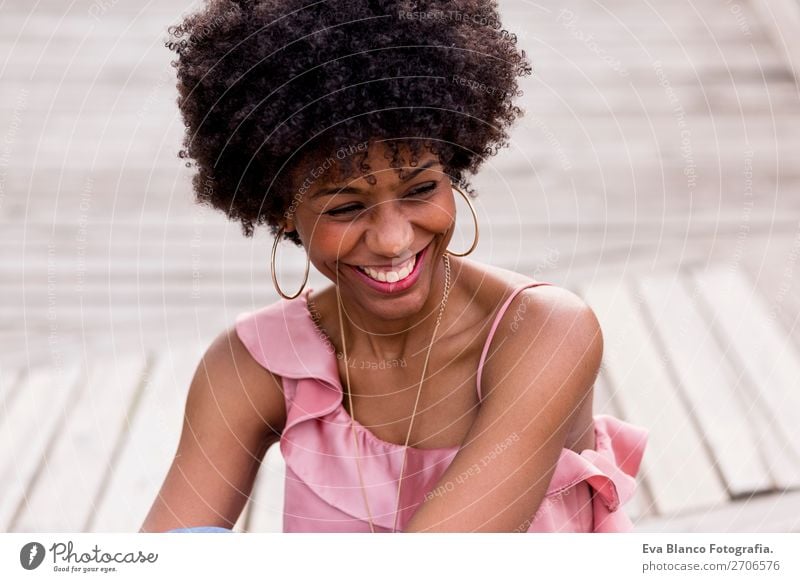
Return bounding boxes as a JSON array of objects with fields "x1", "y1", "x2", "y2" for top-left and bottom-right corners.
[{"x1": 364, "y1": 202, "x2": 415, "y2": 258}]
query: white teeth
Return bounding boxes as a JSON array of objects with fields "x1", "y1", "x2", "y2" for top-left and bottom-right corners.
[{"x1": 359, "y1": 254, "x2": 416, "y2": 283}]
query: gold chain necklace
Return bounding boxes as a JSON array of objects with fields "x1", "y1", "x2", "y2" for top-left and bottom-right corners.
[{"x1": 308, "y1": 252, "x2": 452, "y2": 532}]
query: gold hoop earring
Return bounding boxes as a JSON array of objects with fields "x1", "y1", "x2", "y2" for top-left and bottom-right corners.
[
  {"x1": 271, "y1": 226, "x2": 310, "y2": 300},
  {"x1": 446, "y1": 184, "x2": 480, "y2": 257}
]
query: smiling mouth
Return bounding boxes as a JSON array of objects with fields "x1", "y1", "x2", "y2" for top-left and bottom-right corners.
[
  {"x1": 344, "y1": 240, "x2": 432, "y2": 285},
  {"x1": 354, "y1": 247, "x2": 423, "y2": 283}
]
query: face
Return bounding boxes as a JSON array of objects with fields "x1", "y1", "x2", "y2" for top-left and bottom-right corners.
[{"x1": 284, "y1": 142, "x2": 456, "y2": 319}]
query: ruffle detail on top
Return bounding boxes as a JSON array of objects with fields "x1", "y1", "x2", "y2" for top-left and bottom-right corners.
[
  {"x1": 527, "y1": 414, "x2": 649, "y2": 532},
  {"x1": 281, "y1": 380, "x2": 460, "y2": 531},
  {"x1": 236, "y1": 288, "x2": 648, "y2": 532},
  {"x1": 235, "y1": 288, "x2": 459, "y2": 531}
]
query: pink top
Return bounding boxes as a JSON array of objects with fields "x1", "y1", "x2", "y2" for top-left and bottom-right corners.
[{"x1": 235, "y1": 281, "x2": 648, "y2": 532}]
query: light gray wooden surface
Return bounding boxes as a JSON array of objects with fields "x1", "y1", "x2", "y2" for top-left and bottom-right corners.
[
  {"x1": 1, "y1": 0, "x2": 799, "y2": 532},
  {"x1": 3, "y1": 264, "x2": 798, "y2": 532}
]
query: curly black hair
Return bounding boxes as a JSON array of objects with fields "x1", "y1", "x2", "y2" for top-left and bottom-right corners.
[{"x1": 166, "y1": 0, "x2": 532, "y2": 246}]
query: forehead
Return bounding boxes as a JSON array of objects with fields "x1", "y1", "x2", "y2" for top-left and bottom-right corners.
[{"x1": 292, "y1": 141, "x2": 441, "y2": 190}]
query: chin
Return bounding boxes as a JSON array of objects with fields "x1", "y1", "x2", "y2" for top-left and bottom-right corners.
[{"x1": 367, "y1": 284, "x2": 432, "y2": 318}]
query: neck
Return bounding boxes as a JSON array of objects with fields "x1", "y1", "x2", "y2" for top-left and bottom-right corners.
[{"x1": 323, "y1": 253, "x2": 461, "y2": 363}]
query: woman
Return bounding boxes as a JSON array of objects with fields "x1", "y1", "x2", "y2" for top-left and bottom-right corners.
[{"x1": 141, "y1": 0, "x2": 647, "y2": 533}]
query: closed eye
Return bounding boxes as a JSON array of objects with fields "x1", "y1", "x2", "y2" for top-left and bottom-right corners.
[
  {"x1": 325, "y1": 182, "x2": 438, "y2": 217},
  {"x1": 407, "y1": 182, "x2": 437, "y2": 198}
]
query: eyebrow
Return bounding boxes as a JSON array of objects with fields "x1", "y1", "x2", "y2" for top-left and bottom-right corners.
[{"x1": 308, "y1": 159, "x2": 439, "y2": 200}]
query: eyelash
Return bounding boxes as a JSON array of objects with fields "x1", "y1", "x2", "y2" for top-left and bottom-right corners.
[{"x1": 325, "y1": 182, "x2": 438, "y2": 217}]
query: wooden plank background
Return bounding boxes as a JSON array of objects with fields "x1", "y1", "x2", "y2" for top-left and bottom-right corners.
[{"x1": 1, "y1": 0, "x2": 799, "y2": 532}]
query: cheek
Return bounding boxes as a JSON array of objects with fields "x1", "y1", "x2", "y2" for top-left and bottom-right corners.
[
  {"x1": 420, "y1": 193, "x2": 457, "y2": 233},
  {"x1": 306, "y1": 223, "x2": 360, "y2": 263}
]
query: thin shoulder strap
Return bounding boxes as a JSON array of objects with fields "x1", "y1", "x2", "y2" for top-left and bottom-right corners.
[{"x1": 476, "y1": 281, "x2": 553, "y2": 402}]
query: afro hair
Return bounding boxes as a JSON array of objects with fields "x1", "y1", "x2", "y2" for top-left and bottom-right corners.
[{"x1": 166, "y1": 0, "x2": 532, "y2": 246}]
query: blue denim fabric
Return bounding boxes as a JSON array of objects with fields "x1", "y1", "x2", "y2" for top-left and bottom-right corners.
[{"x1": 167, "y1": 526, "x2": 234, "y2": 533}]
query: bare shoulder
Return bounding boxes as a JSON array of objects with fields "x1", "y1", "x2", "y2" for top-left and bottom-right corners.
[
  {"x1": 477, "y1": 264, "x2": 602, "y2": 411},
  {"x1": 139, "y1": 325, "x2": 287, "y2": 532},
  {"x1": 516, "y1": 282, "x2": 599, "y2": 324},
  {"x1": 503, "y1": 282, "x2": 602, "y2": 381},
  {"x1": 201, "y1": 323, "x2": 288, "y2": 437},
  {"x1": 513, "y1": 284, "x2": 600, "y2": 450},
  {"x1": 459, "y1": 257, "x2": 592, "y2": 325}
]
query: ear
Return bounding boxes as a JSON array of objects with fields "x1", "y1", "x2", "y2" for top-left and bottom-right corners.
[{"x1": 282, "y1": 217, "x2": 296, "y2": 233}]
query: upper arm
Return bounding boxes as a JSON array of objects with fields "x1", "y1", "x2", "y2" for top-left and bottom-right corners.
[
  {"x1": 139, "y1": 325, "x2": 287, "y2": 532},
  {"x1": 404, "y1": 286, "x2": 602, "y2": 532}
]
